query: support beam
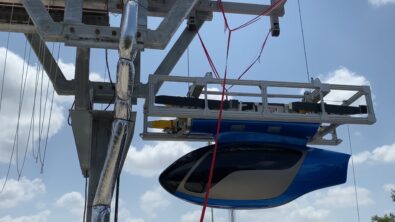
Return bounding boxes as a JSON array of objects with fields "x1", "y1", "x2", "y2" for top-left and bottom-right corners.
[
  {"x1": 74, "y1": 48, "x2": 92, "y2": 109},
  {"x1": 70, "y1": 48, "x2": 93, "y2": 176},
  {"x1": 21, "y1": 0, "x2": 62, "y2": 39},
  {"x1": 153, "y1": 19, "x2": 204, "y2": 94},
  {"x1": 25, "y1": 33, "x2": 75, "y2": 95},
  {"x1": 86, "y1": 111, "x2": 114, "y2": 222},
  {"x1": 145, "y1": 0, "x2": 200, "y2": 49},
  {"x1": 63, "y1": 0, "x2": 83, "y2": 23}
]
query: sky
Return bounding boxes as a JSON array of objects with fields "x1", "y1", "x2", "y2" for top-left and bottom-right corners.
[{"x1": 0, "y1": 0, "x2": 395, "y2": 221}]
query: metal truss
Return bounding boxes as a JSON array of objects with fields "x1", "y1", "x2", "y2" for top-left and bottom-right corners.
[
  {"x1": 142, "y1": 74, "x2": 376, "y2": 145},
  {"x1": 0, "y1": 0, "x2": 288, "y2": 221}
]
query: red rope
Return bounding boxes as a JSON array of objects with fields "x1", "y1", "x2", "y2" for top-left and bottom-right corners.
[
  {"x1": 197, "y1": 32, "x2": 221, "y2": 79},
  {"x1": 197, "y1": 1, "x2": 284, "y2": 221}
]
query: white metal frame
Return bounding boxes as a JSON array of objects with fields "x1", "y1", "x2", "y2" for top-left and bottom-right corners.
[{"x1": 142, "y1": 74, "x2": 376, "y2": 145}]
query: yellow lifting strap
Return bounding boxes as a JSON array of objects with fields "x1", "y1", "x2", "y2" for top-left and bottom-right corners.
[{"x1": 149, "y1": 120, "x2": 174, "y2": 129}]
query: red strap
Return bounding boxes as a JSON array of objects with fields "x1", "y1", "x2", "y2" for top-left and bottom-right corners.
[
  {"x1": 197, "y1": 31, "x2": 221, "y2": 79},
  {"x1": 197, "y1": 2, "x2": 282, "y2": 221},
  {"x1": 236, "y1": 28, "x2": 271, "y2": 81}
]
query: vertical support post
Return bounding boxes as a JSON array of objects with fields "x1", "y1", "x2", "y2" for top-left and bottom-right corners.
[
  {"x1": 91, "y1": 1, "x2": 139, "y2": 221},
  {"x1": 86, "y1": 112, "x2": 114, "y2": 222},
  {"x1": 75, "y1": 48, "x2": 91, "y2": 110},
  {"x1": 64, "y1": 0, "x2": 83, "y2": 23}
]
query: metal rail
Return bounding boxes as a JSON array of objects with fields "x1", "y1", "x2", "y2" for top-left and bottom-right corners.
[{"x1": 142, "y1": 74, "x2": 376, "y2": 145}]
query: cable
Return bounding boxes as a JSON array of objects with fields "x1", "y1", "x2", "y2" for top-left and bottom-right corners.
[
  {"x1": 13, "y1": 37, "x2": 29, "y2": 177},
  {"x1": 227, "y1": 29, "x2": 272, "y2": 91},
  {"x1": 198, "y1": 2, "x2": 285, "y2": 221},
  {"x1": 187, "y1": 47, "x2": 190, "y2": 92},
  {"x1": 41, "y1": 43, "x2": 61, "y2": 174},
  {"x1": 297, "y1": 0, "x2": 311, "y2": 81},
  {"x1": 15, "y1": 43, "x2": 33, "y2": 179},
  {"x1": 0, "y1": 3, "x2": 15, "y2": 113},
  {"x1": 103, "y1": 49, "x2": 114, "y2": 111},
  {"x1": 67, "y1": 101, "x2": 75, "y2": 126},
  {"x1": 218, "y1": 0, "x2": 285, "y2": 32},
  {"x1": 347, "y1": 126, "x2": 361, "y2": 222},
  {"x1": 32, "y1": 57, "x2": 42, "y2": 162},
  {"x1": 199, "y1": 27, "x2": 231, "y2": 222}
]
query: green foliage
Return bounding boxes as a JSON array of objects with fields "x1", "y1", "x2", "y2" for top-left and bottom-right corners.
[
  {"x1": 371, "y1": 190, "x2": 395, "y2": 222},
  {"x1": 371, "y1": 214, "x2": 395, "y2": 222}
]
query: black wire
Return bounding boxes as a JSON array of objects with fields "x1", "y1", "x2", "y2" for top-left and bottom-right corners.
[
  {"x1": 347, "y1": 126, "x2": 361, "y2": 222},
  {"x1": 114, "y1": 174, "x2": 120, "y2": 222},
  {"x1": 297, "y1": 0, "x2": 311, "y2": 81},
  {"x1": 67, "y1": 101, "x2": 75, "y2": 126}
]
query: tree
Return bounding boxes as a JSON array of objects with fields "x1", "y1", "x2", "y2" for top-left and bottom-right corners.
[{"x1": 371, "y1": 190, "x2": 395, "y2": 222}]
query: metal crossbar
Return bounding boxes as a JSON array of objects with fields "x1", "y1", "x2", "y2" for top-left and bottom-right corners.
[{"x1": 141, "y1": 74, "x2": 376, "y2": 145}]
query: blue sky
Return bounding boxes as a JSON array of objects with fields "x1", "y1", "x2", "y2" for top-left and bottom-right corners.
[{"x1": 1, "y1": 0, "x2": 395, "y2": 221}]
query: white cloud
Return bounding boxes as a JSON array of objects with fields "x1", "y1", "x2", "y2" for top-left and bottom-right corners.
[
  {"x1": 234, "y1": 185, "x2": 371, "y2": 222},
  {"x1": 369, "y1": 0, "x2": 395, "y2": 6},
  {"x1": 237, "y1": 201, "x2": 330, "y2": 222},
  {"x1": 0, "y1": 177, "x2": 45, "y2": 209},
  {"x1": 320, "y1": 67, "x2": 370, "y2": 105},
  {"x1": 140, "y1": 187, "x2": 170, "y2": 218},
  {"x1": 0, "y1": 210, "x2": 50, "y2": 222},
  {"x1": 180, "y1": 209, "x2": 226, "y2": 222},
  {"x1": 0, "y1": 48, "x2": 65, "y2": 164},
  {"x1": 0, "y1": 47, "x2": 106, "y2": 165},
  {"x1": 353, "y1": 143, "x2": 395, "y2": 164},
  {"x1": 124, "y1": 142, "x2": 193, "y2": 177},
  {"x1": 383, "y1": 184, "x2": 395, "y2": 192},
  {"x1": 55, "y1": 192, "x2": 84, "y2": 217},
  {"x1": 315, "y1": 186, "x2": 373, "y2": 207},
  {"x1": 125, "y1": 218, "x2": 144, "y2": 222},
  {"x1": 57, "y1": 59, "x2": 103, "y2": 82}
]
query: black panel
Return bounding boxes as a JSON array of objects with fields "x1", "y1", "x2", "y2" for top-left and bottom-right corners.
[
  {"x1": 291, "y1": 102, "x2": 368, "y2": 115},
  {"x1": 184, "y1": 144, "x2": 303, "y2": 193}
]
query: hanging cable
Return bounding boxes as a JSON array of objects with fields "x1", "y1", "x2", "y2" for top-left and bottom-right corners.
[
  {"x1": 104, "y1": 49, "x2": 115, "y2": 111},
  {"x1": 31, "y1": 37, "x2": 45, "y2": 162},
  {"x1": 187, "y1": 47, "x2": 191, "y2": 92},
  {"x1": 198, "y1": 26, "x2": 231, "y2": 222},
  {"x1": 347, "y1": 126, "x2": 361, "y2": 222},
  {"x1": 198, "y1": 2, "x2": 285, "y2": 221},
  {"x1": 41, "y1": 43, "x2": 61, "y2": 173},
  {"x1": 297, "y1": 0, "x2": 311, "y2": 81},
  {"x1": 37, "y1": 45, "x2": 54, "y2": 170},
  {"x1": 0, "y1": 3, "x2": 15, "y2": 113},
  {"x1": 15, "y1": 43, "x2": 33, "y2": 179},
  {"x1": 218, "y1": 0, "x2": 285, "y2": 32},
  {"x1": 13, "y1": 37, "x2": 30, "y2": 177},
  {"x1": 32, "y1": 63, "x2": 41, "y2": 161},
  {"x1": 67, "y1": 101, "x2": 75, "y2": 126}
]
